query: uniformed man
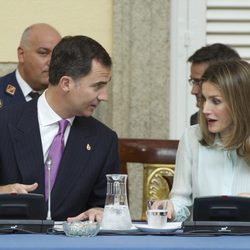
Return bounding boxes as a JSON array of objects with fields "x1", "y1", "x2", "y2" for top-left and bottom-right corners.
[{"x1": 0, "y1": 23, "x2": 61, "y2": 109}]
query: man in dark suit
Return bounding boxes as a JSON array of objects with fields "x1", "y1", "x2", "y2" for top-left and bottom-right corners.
[
  {"x1": 0, "y1": 35, "x2": 119, "y2": 222},
  {"x1": 187, "y1": 43, "x2": 241, "y2": 125},
  {"x1": 0, "y1": 23, "x2": 61, "y2": 109}
]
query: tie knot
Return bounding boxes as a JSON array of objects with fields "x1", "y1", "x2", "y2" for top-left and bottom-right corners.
[
  {"x1": 29, "y1": 91, "x2": 40, "y2": 99},
  {"x1": 58, "y1": 119, "x2": 69, "y2": 134}
]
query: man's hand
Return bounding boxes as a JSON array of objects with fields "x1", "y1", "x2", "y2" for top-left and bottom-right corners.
[
  {"x1": 0, "y1": 183, "x2": 38, "y2": 193},
  {"x1": 67, "y1": 207, "x2": 103, "y2": 223}
]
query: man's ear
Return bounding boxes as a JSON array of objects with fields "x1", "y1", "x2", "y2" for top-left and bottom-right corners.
[
  {"x1": 17, "y1": 47, "x2": 24, "y2": 63},
  {"x1": 60, "y1": 76, "x2": 72, "y2": 92}
]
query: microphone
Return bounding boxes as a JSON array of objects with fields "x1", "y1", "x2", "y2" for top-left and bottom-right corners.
[{"x1": 46, "y1": 156, "x2": 52, "y2": 220}]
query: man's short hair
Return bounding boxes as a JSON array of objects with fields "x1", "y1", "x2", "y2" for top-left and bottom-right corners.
[
  {"x1": 187, "y1": 43, "x2": 240, "y2": 65},
  {"x1": 49, "y1": 35, "x2": 112, "y2": 85}
]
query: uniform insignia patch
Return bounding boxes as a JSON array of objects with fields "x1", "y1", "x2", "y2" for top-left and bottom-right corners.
[{"x1": 5, "y1": 84, "x2": 16, "y2": 96}]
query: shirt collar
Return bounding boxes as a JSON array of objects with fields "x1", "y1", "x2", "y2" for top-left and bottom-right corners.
[
  {"x1": 37, "y1": 90, "x2": 74, "y2": 127},
  {"x1": 16, "y1": 69, "x2": 43, "y2": 100},
  {"x1": 15, "y1": 69, "x2": 33, "y2": 99}
]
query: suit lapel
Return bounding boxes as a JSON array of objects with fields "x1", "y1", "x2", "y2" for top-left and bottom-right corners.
[{"x1": 9, "y1": 100, "x2": 45, "y2": 194}]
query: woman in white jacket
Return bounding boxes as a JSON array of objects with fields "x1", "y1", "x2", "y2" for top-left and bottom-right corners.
[{"x1": 168, "y1": 60, "x2": 250, "y2": 222}]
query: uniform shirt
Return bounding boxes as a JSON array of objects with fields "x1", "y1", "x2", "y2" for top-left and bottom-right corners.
[
  {"x1": 170, "y1": 125, "x2": 250, "y2": 222},
  {"x1": 16, "y1": 70, "x2": 34, "y2": 101}
]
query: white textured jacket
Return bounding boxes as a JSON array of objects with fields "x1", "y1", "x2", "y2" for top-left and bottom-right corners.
[{"x1": 170, "y1": 125, "x2": 250, "y2": 222}]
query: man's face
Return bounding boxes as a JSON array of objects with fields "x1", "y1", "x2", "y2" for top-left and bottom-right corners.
[
  {"x1": 65, "y1": 60, "x2": 111, "y2": 118},
  {"x1": 190, "y1": 62, "x2": 209, "y2": 108},
  {"x1": 18, "y1": 28, "x2": 61, "y2": 91}
]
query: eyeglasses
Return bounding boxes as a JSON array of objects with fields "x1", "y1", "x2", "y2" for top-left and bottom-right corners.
[{"x1": 188, "y1": 78, "x2": 202, "y2": 86}]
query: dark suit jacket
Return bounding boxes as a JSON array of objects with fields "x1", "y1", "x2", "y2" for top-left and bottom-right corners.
[
  {"x1": 190, "y1": 112, "x2": 198, "y2": 125},
  {"x1": 0, "y1": 70, "x2": 26, "y2": 109},
  {"x1": 0, "y1": 99, "x2": 120, "y2": 221}
]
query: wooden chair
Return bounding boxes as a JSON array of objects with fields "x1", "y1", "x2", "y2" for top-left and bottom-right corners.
[{"x1": 118, "y1": 138, "x2": 179, "y2": 220}]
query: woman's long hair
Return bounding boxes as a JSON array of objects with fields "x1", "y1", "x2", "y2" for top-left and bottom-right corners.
[{"x1": 199, "y1": 60, "x2": 250, "y2": 162}]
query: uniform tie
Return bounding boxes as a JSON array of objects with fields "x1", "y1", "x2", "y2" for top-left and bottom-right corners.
[
  {"x1": 45, "y1": 119, "x2": 69, "y2": 200},
  {"x1": 28, "y1": 91, "x2": 40, "y2": 99}
]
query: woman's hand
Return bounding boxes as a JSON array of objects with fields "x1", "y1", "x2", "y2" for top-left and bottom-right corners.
[
  {"x1": 238, "y1": 192, "x2": 250, "y2": 197},
  {"x1": 166, "y1": 200, "x2": 175, "y2": 221},
  {"x1": 149, "y1": 199, "x2": 175, "y2": 221}
]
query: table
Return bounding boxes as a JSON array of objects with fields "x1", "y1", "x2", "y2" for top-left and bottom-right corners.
[{"x1": 1, "y1": 233, "x2": 250, "y2": 250}]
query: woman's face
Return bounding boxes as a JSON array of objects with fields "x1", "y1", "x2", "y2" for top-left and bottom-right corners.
[{"x1": 202, "y1": 81, "x2": 233, "y2": 141}]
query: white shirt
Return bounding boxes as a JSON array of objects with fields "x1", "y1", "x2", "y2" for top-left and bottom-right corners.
[
  {"x1": 170, "y1": 125, "x2": 250, "y2": 222},
  {"x1": 16, "y1": 69, "x2": 34, "y2": 101},
  {"x1": 37, "y1": 91, "x2": 74, "y2": 163}
]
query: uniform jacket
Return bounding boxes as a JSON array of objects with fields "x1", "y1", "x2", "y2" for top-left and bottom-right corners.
[{"x1": 0, "y1": 71, "x2": 26, "y2": 109}]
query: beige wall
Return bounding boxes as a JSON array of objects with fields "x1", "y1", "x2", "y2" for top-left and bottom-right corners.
[{"x1": 0, "y1": 0, "x2": 112, "y2": 62}]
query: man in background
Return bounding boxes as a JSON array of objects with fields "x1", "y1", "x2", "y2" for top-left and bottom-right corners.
[
  {"x1": 0, "y1": 23, "x2": 61, "y2": 109},
  {"x1": 187, "y1": 43, "x2": 241, "y2": 125}
]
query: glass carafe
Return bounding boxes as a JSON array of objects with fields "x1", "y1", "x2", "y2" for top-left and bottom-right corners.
[{"x1": 101, "y1": 174, "x2": 132, "y2": 230}]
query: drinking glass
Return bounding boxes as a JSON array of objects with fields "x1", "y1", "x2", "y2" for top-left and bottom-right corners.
[{"x1": 146, "y1": 200, "x2": 168, "y2": 228}]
